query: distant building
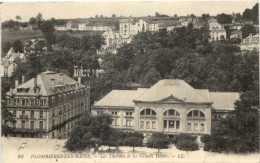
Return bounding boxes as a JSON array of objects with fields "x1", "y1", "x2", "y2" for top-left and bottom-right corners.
[
  {"x1": 208, "y1": 18, "x2": 226, "y2": 41},
  {"x1": 230, "y1": 30, "x2": 242, "y2": 40},
  {"x1": 93, "y1": 79, "x2": 239, "y2": 142},
  {"x1": 179, "y1": 17, "x2": 200, "y2": 27},
  {"x1": 4, "y1": 71, "x2": 90, "y2": 139},
  {"x1": 101, "y1": 29, "x2": 121, "y2": 50},
  {"x1": 1, "y1": 47, "x2": 26, "y2": 77},
  {"x1": 240, "y1": 33, "x2": 259, "y2": 52}
]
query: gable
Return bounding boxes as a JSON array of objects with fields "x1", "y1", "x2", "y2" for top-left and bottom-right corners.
[{"x1": 158, "y1": 95, "x2": 185, "y2": 104}]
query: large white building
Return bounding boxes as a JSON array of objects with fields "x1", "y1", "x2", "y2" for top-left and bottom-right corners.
[
  {"x1": 93, "y1": 79, "x2": 239, "y2": 142},
  {"x1": 240, "y1": 33, "x2": 259, "y2": 52},
  {"x1": 208, "y1": 18, "x2": 226, "y2": 42}
]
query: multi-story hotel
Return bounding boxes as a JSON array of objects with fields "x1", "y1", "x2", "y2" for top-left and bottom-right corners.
[
  {"x1": 4, "y1": 71, "x2": 90, "y2": 139},
  {"x1": 93, "y1": 79, "x2": 239, "y2": 141}
]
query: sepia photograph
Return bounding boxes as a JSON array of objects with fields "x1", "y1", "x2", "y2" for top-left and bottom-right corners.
[{"x1": 0, "y1": 1, "x2": 259, "y2": 163}]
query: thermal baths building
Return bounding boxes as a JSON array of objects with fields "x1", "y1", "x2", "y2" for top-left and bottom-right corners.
[{"x1": 93, "y1": 79, "x2": 239, "y2": 141}]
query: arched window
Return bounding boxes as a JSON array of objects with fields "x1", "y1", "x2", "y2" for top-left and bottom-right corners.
[
  {"x1": 163, "y1": 109, "x2": 180, "y2": 116},
  {"x1": 187, "y1": 110, "x2": 205, "y2": 118},
  {"x1": 140, "y1": 109, "x2": 156, "y2": 116}
]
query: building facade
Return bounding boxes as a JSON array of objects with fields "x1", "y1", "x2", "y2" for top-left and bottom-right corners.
[
  {"x1": 208, "y1": 18, "x2": 226, "y2": 41},
  {"x1": 1, "y1": 47, "x2": 26, "y2": 77},
  {"x1": 93, "y1": 79, "x2": 239, "y2": 141},
  {"x1": 240, "y1": 33, "x2": 259, "y2": 52},
  {"x1": 5, "y1": 71, "x2": 90, "y2": 139}
]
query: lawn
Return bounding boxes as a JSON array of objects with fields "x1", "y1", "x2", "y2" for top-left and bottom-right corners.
[
  {"x1": 2, "y1": 30, "x2": 45, "y2": 42},
  {"x1": 2, "y1": 137, "x2": 259, "y2": 163},
  {"x1": 2, "y1": 29, "x2": 104, "y2": 43}
]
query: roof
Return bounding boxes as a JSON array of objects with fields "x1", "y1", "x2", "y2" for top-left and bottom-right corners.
[
  {"x1": 134, "y1": 79, "x2": 211, "y2": 103},
  {"x1": 209, "y1": 92, "x2": 240, "y2": 111},
  {"x1": 94, "y1": 79, "x2": 239, "y2": 111},
  {"x1": 9, "y1": 71, "x2": 86, "y2": 96},
  {"x1": 94, "y1": 90, "x2": 137, "y2": 108}
]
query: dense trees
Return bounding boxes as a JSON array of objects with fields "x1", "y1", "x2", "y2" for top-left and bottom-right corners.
[
  {"x1": 65, "y1": 113, "x2": 113, "y2": 151},
  {"x1": 242, "y1": 3, "x2": 259, "y2": 23},
  {"x1": 40, "y1": 20, "x2": 56, "y2": 45},
  {"x1": 241, "y1": 24, "x2": 257, "y2": 39},
  {"x1": 146, "y1": 133, "x2": 170, "y2": 152},
  {"x1": 216, "y1": 13, "x2": 233, "y2": 24}
]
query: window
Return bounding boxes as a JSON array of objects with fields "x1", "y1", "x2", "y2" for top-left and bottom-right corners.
[
  {"x1": 126, "y1": 119, "x2": 132, "y2": 126},
  {"x1": 146, "y1": 121, "x2": 150, "y2": 129},
  {"x1": 30, "y1": 121, "x2": 34, "y2": 130},
  {"x1": 126, "y1": 112, "x2": 132, "y2": 116},
  {"x1": 31, "y1": 110, "x2": 34, "y2": 118},
  {"x1": 13, "y1": 122, "x2": 16, "y2": 129},
  {"x1": 176, "y1": 120, "x2": 180, "y2": 129},
  {"x1": 187, "y1": 110, "x2": 205, "y2": 118},
  {"x1": 112, "y1": 111, "x2": 117, "y2": 115},
  {"x1": 140, "y1": 109, "x2": 156, "y2": 116},
  {"x1": 22, "y1": 99, "x2": 26, "y2": 106},
  {"x1": 188, "y1": 123, "x2": 192, "y2": 131},
  {"x1": 152, "y1": 121, "x2": 156, "y2": 129},
  {"x1": 140, "y1": 121, "x2": 144, "y2": 129},
  {"x1": 163, "y1": 109, "x2": 180, "y2": 116},
  {"x1": 39, "y1": 121, "x2": 43, "y2": 131},
  {"x1": 40, "y1": 100, "x2": 43, "y2": 106},
  {"x1": 194, "y1": 123, "x2": 198, "y2": 131},
  {"x1": 22, "y1": 110, "x2": 25, "y2": 117},
  {"x1": 112, "y1": 119, "x2": 118, "y2": 126},
  {"x1": 22, "y1": 121, "x2": 25, "y2": 129},
  {"x1": 40, "y1": 111, "x2": 43, "y2": 118},
  {"x1": 200, "y1": 123, "x2": 205, "y2": 131},
  {"x1": 13, "y1": 110, "x2": 16, "y2": 117},
  {"x1": 169, "y1": 120, "x2": 174, "y2": 128},
  {"x1": 31, "y1": 100, "x2": 35, "y2": 106}
]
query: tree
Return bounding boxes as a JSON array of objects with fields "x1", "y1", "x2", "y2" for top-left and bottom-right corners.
[
  {"x1": 36, "y1": 13, "x2": 43, "y2": 26},
  {"x1": 241, "y1": 24, "x2": 257, "y2": 39},
  {"x1": 65, "y1": 112, "x2": 113, "y2": 151},
  {"x1": 15, "y1": 15, "x2": 22, "y2": 21},
  {"x1": 29, "y1": 17, "x2": 37, "y2": 25},
  {"x1": 176, "y1": 139, "x2": 199, "y2": 153},
  {"x1": 40, "y1": 20, "x2": 56, "y2": 45},
  {"x1": 123, "y1": 133, "x2": 143, "y2": 152},
  {"x1": 174, "y1": 14, "x2": 178, "y2": 17},
  {"x1": 146, "y1": 133, "x2": 170, "y2": 152},
  {"x1": 243, "y1": 8, "x2": 252, "y2": 20},
  {"x1": 95, "y1": 14, "x2": 99, "y2": 18},
  {"x1": 2, "y1": 42, "x2": 12, "y2": 55},
  {"x1": 12, "y1": 39, "x2": 23, "y2": 53},
  {"x1": 112, "y1": 14, "x2": 116, "y2": 18},
  {"x1": 216, "y1": 13, "x2": 233, "y2": 24}
]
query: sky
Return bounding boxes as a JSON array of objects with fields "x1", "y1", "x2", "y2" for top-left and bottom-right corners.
[{"x1": 0, "y1": 1, "x2": 257, "y2": 22}]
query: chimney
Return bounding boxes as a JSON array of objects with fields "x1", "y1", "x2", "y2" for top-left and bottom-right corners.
[
  {"x1": 34, "y1": 77, "x2": 37, "y2": 88},
  {"x1": 36, "y1": 87, "x2": 40, "y2": 96},
  {"x1": 51, "y1": 79, "x2": 55, "y2": 90},
  {"x1": 59, "y1": 73, "x2": 64, "y2": 84},
  {"x1": 22, "y1": 75, "x2": 25, "y2": 84},
  {"x1": 78, "y1": 76, "x2": 81, "y2": 85},
  {"x1": 15, "y1": 79, "x2": 19, "y2": 88}
]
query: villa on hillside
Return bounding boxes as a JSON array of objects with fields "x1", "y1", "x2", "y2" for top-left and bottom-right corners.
[
  {"x1": 208, "y1": 18, "x2": 226, "y2": 41},
  {"x1": 93, "y1": 79, "x2": 239, "y2": 142},
  {"x1": 240, "y1": 33, "x2": 259, "y2": 52},
  {"x1": 1, "y1": 47, "x2": 26, "y2": 77}
]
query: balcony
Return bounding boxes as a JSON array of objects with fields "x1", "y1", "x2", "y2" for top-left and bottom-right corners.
[
  {"x1": 19, "y1": 115, "x2": 28, "y2": 120},
  {"x1": 12, "y1": 128, "x2": 45, "y2": 133}
]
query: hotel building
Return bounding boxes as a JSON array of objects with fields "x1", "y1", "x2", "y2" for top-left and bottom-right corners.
[{"x1": 4, "y1": 71, "x2": 90, "y2": 139}]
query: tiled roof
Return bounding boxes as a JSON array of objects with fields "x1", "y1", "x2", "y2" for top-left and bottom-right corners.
[
  {"x1": 94, "y1": 90, "x2": 137, "y2": 107},
  {"x1": 134, "y1": 79, "x2": 211, "y2": 103},
  {"x1": 9, "y1": 71, "x2": 85, "y2": 96},
  {"x1": 209, "y1": 92, "x2": 240, "y2": 111}
]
